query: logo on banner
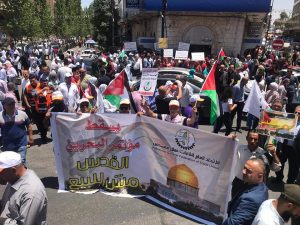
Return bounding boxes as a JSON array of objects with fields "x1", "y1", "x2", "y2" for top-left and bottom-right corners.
[
  {"x1": 175, "y1": 129, "x2": 195, "y2": 150},
  {"x1": 143, "y1": 81, "x2": 152, "y2": 91}
]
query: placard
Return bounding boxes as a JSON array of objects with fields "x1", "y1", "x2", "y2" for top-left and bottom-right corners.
[
  {"x1": 192, "y1": 52, "x2": 205, "y2": 61},
  {"x1": 163, "y1": 49, "x2": 173, "y2": 58},
  {"x1": 138, "y1": 68, "x2": 159, "y2": 96},
  {"x1": 175, "y1": 50, "x2": 188, "y2": 60},
  {"x1": 178, "y1": 42, "x2": 190, "y2": 51},
  {"x1": 124, "y1": 42, "x2": 137, "y2": 51},
  {"x1": 257, "y1": 109, "x2": 298, "y2": 140}
]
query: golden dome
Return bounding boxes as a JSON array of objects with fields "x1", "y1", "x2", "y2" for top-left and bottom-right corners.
[{"x1": 167, "y1": 164, "x2": 199, "y2": 189}]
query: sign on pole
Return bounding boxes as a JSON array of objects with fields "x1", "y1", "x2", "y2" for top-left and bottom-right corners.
[
  {"x1": 175, "y1": 50, "x2": 188, "y2": 60},
  {"x1": 191, "y1": 52, "x2": 205, "y2": 61},
  {"x1": 124, "y1": 42, "x2": 137, "y2": 51},
  {"x1": 138, "y1": 68, "x2": 159, "y2": 96},
  {"x1": 178, "y1": 42, "x2": 190, "y2": 51},
  {"x1": 163, "y1": 49, "x2": 174, "y2": 58},
  {"x1": 158, "y1": 38, "x2": 168, "y2": 49},
  {"x1": 272, "y1": 39, "x2": 284, "y2": 51}
]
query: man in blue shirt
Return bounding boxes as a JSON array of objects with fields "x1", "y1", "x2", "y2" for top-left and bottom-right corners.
[
  {"x1": 231, "y1": 76, "x2": 248, "y2": 132},
  {"x1": 0, "y1": 97, "x2": 33, "y2": 163}
]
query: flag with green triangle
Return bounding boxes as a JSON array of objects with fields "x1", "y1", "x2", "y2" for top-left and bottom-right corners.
[
  {"x1": 103, "y1": 70, "x2": 129, "y2": 108},
  {"x1": 200, "y1": 62, "x2": 220, "y2": 124},
  {"x1": 218, "y1": 48, "x2": 226, "y2": 61}
]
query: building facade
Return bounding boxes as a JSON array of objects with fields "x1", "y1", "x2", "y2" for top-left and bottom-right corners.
[
  {"x1": 119, "y1": 0, "x2": 271, "y2": 56},
  {"x1": 288, "y1": 0, "x2": 300, "y2": 45}
]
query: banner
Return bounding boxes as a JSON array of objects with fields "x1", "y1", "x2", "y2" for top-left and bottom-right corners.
[
  {"x1": 257, "y1": 109, "x2": 298, "y2": 140},
  {"x1": 124, "y1": 42, "x2": 137, "y2": 51},
  {"x1": 178, "y1": 42, "x2": 190, "y2": 51},
  {"x1": 175, "y1": 50, "x2": 188, "y2": 60},
  {"x1": 191, "y1": 52, "x2": 205, "y2": 61},
  {"x1": 163, "y1": 49, "x2": 174, "y2": 58},
  {"x1": 138, "y1": 68, "x2": 158, "y2": 96},
  {"x1": 51, "y1": 114, "x2": 238, "y2": 224}
]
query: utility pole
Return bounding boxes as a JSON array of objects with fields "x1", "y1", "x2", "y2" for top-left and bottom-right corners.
[
  {"x1": 161, "y1": 0, "x2": 167, "y2": 38},
  {"x1": 111, "y1": 0, "x2": 115, "y2": 49}
]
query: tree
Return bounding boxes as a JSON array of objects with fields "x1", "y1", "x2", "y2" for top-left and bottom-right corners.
[
  {"x1": 53, "y1": 0, "x2": 67, "y2": 38},
  {"x1": 0, "y1": 0, "x2": 42, "y2": 40},
  {"x1": 36, "y1": 0, "x2": 54, "y2": 38},
  {"x1": 90, "y1": 0, "x2": 120, "y2": 49}
]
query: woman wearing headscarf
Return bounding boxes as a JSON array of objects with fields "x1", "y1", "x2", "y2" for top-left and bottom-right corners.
[
  {"x1": 265, "y1": 82, "x2": 280, "y2": 106},
  {"x1": 97, "y1": 84, "x2": 117, "y2": 113}
]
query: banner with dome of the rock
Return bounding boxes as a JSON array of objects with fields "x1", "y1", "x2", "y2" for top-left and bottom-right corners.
[{"x1": 50, "y1": 113, "x2": 238, "y2": 225}]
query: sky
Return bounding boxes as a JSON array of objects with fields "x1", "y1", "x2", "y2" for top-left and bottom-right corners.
[{"x1": 81, "y1": 0, "x2": 294, "y2": 19}]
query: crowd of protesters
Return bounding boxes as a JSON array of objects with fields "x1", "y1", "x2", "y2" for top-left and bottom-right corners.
[{"x1": 0, "y1": 43, "x2": 300, "y2": 225}]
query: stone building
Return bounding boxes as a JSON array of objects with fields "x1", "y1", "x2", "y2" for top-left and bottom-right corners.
[
  {"x1": 118, "y1": 0, "x2": 272, "y2": 56},
  {"x1": 287, "y1": 0, "x2": 300, "y2": 46}
]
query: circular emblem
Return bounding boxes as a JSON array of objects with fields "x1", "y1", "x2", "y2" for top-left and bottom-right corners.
[
  {"x1": 175, "y1": 129, "x2": 195, "y2": 150},
  {"x1": 143, "y1": 81, "x2": 152, "y2": 91}
]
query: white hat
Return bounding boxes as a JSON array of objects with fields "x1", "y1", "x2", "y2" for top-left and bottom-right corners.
[
  {"x1": 52, "y1": 91, "x2": 63, "y2": 101},
  {"x1": 169, "y1": 100, "x2": 180, "y2": 107},
  {"x1": 68, "y1": 63, "x2": 75, "y2": 68},
  {"x1": 165, "y1": 81, "x2": 173, "y2": 86},
  {"x1": 120, "y1": 98, "x2": 130, "y2": 105},
  {"x1": 65, "y1": 72, "x2": 72, "y2": 78},
  {"x1": 79, "y1": 98, "x2": 89, "y2": 104},
  {"x1": 0, "y1": 151, "x2": 22, "y2": 172},
  {"x1": 3, "y1": 60, "x2": 10, "y2": 65},
  {"x1": 189, "y1": 95, "x2": 205, "y2": 103},
  {"x1": 14, "y1": 50, "x2": 20, "y2": 55}
]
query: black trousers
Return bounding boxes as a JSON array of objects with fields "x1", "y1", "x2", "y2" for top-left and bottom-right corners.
[
  {"x1": 213, "y1": 112, "x2": 232, "y2": 136},
  {"x1": 275, "y1": 142, "x2": 300, "y2": 184},
  {"x1": 231, "y1": 102, "x2": 244, "y2": 130},
  {"x1": 32, "y1": 110, "x2": 47, "y2": 139}
]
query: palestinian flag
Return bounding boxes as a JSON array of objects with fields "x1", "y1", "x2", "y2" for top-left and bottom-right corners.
[
  {"x1": 101, "y1": 53, "x2": 108, "y2": 66},
  {"x1": 218, "y1": 48, "x2": 226, "y2": 61},
  {"x1": 103, "y1": 70, "x2": 129, "y2": 108},
  {"x1": 200, "y1": 62, "x2": 220, "y2": 124},
  {"x1": 119, "y1": 49, "x2": 126, "y2": 59}
]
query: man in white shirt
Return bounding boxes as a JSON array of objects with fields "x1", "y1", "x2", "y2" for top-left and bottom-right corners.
[
  {"x1": 252, "y1": 184, "x2": 300, "y2": 225},
  {"x1": 178, "y1": 76, "x2": 193, "y2": 109},
  {"x1": 58, "y1": 72, "x2": 79, "y2": 112},
  {"x1": 57, "y1": 58, "x2": 72, "y2": 83}
]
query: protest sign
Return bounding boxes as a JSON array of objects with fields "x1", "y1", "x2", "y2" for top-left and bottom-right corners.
[
  {"x1": 163, "y1": 49, "x2": 173, "y2": 58},
  {"x1": 138, "y1": 68, "x2": 158, "y2": 96},
  {"x1": 178, "y1": 42, "x2": 190, "y2": 51},
  {"x1": 124, "y1": 42, "x2": 137, "y2": 51},
  {"x1": 257, "y1": 109, "x2": 298, "y2": 140},
  {"x1": 192, "y1": 52, "x2": 205, "y2": 61},
  {"x1": 51, "y1": 114, "x2": 237, "y2": 224},
  {"x1": 175, "y1": 50, "x2": 188, "y2": 60}
]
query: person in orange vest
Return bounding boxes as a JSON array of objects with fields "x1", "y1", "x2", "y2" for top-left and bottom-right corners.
[
  {"x1": 35, "y1": 77, "x2": 52, "y2": 144},
  {"x1": 23, "y1": 74, "x2": 40, "y2": 123}
]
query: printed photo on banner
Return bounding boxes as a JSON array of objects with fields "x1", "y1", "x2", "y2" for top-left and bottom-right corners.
[
  {"x1": 138, "y1": 68, "x2": 158, "y2": 96},
  {"x1": 163, "y1": 49, "x2": 173, "y2": 58},
  {"x1": 178, "y1": 42, "x2": 190, "y2": 51},
  {"x1": 124, "y1": 42, "x2": 137, "y2": 51},
  {"x1": 192, "y1": 52, "x2": 205, "y2": 61},
  {"x1": 50, "y1": 113, "x2": 238, "y2": 225},
  {"x1": 175, "y1": 51, "x2": 188, "y2": 60},
  {"x1": 257, "y1": 109, "x2": 298, "y2": 140}
]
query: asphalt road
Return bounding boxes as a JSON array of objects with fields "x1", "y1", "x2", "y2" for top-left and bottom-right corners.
[{"x1": 0, "y1": 119, "x2": 290, "y2": 225}]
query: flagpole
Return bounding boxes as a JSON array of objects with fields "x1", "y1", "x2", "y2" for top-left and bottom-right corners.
[{"x1": 123, "y1": 69, "x2": 138, "y2": 113}]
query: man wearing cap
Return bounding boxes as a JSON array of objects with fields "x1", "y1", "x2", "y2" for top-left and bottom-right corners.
[
  {"x1": 58, "y1": 72, "x2": 79, "y2": 112},
  {"x1": 77, "y1": 98, "x2": 92, "y2": 113},
  {"x1": 119, "y1": 99, "x2": 131, "y2": 114},
  {"x1": 57, "y1": 58, "x2": 72, "y2": 84},
  {"x1": 0, "y1": 151, "x2": 47, "y2": 224},
  {"x1": 140, "y1": 99, "x2": 197, "y2": 126},
  {"x1": 178, "y1": 76, "x2": 193, "y2": 111},
  {"x1": 252, "y1": 184, "x2": 300, "y2": 225},
  {"x1": 182, "y1": 95, "x2": 202, "y2": 128},
  {"x1": 0, "y1": 97, "x2": 33, "y2": 163}
]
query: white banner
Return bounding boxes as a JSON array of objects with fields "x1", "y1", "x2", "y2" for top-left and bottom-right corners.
[
  {"x1": 178, "y1": 42, "x2": 190, "y2": 51},
  {"x1": 138, "y1": 68, "x2": 158, "y2": 96},
  {"x1": 192, "y1": 52, "x2": 205, "y2": 61},
  {"x1": 51, "y1": 113, "x2": 238, "y2": 224},
  {"x1": 124, "y1": 42, "x2": 137, "y2": 51},
  {"x1": 163, "y1": 49, "x2": 174, "y2": 58},
  {"x1": 175, "y1": 51, "x2": 189, "y2": 60}
]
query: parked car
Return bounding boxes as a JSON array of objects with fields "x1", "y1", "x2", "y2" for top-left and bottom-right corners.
[
  {"x1": 131, "y1": 67, "x2": 211, "y2": 124},
  {"x1": 280, "y1": 66, "x2": 300, "y2": 82}
]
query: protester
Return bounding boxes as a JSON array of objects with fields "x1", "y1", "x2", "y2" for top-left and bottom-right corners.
[
  {"x1": 223, "y1": 158, "x2": 268, "y2": 225},
  {"x1": 0, "y1": 97, "x2": 33, "y2": 163},
  {"x1": 119, "y1": 98, "x2": 131, "y2": 114},
  {"x1": 0, "y1": 151, "x2": 48, "y2": 224},
  {"x1": 252, "y1": 184, "x2": 300, "y2": 225}
]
